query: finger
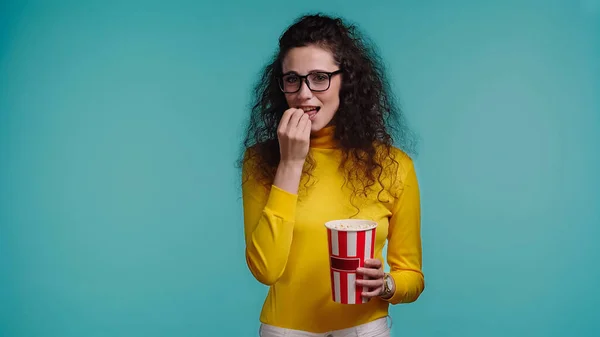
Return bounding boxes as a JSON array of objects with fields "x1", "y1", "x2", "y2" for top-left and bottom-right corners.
[
  {"x1": 303, "y1": 116, "x2": 312, "y2": 135},
  {"x1": 280, "y1": 108, "x2": 296, "y2": 126},
  {"x1": 364, "y1": 259, "x2": 382, "y2": 269},
  {"x1": 287, "y1": 109, "x2": 304, "y2": 131},
  {"x1": 355, "y1": 279, "x2": 383, "y2": 288},
  {"x1": 297, "y1": 114, "x2": 310, "y2": 135},
  {"x1": 362, "y1": 287, "x2": 384, "y2": 298},
  {"x1": 278, "y1": 109, "x2": 295, "y2": 134},
  {"x1": 356, "y1": 267, "x2": 384, "y2": 279}
]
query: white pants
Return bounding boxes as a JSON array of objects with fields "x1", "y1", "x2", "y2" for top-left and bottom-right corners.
[{"x1": 259, "y1": 316, "x2": 392, "y2": 337}]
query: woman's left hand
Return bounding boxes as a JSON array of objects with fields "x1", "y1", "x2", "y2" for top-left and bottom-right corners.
[{"x1": 355, "y1": 259, "x2": 385, "y2": 298}]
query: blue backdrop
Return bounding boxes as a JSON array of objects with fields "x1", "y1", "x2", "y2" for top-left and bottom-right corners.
[{"x1": 1, "y1": 1, "x2": 599, "y2": 336}]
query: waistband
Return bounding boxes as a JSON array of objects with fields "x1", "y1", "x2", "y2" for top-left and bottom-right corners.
[{"x1": 259, "y1": 315, "x2": 393, "y2": 337}]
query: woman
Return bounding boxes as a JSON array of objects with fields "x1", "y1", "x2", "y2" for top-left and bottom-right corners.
[{"x1": 239, "y1": 13, "x2": 424, "y2": 337}]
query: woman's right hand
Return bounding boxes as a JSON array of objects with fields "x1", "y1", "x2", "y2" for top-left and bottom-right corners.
[
  {"x1": 277, "y1": 108, "x2": 312, "y2": 165},
  {"x1": 272, "y1": 108, "x2": 311, "y2": 195}
]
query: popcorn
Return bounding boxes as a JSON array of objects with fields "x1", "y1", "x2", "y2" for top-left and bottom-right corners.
[{"x1": 325, "y1": 219, "x2": 377, "y2": 231}]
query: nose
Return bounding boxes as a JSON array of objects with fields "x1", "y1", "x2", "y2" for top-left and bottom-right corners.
[{"x1": 296, "y1": 79, "x2": 313, "y2": 100}]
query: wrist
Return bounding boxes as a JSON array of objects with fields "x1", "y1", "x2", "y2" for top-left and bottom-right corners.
[
  {"x1": 278, "y1": 160, "x2": 305, "y2": 171},
  {"x1": 273, "y1": 161, "x2": 305, "y2": 195},
  {"x1": 380, "y1": 273, "x2": 395, "y2": 300}
]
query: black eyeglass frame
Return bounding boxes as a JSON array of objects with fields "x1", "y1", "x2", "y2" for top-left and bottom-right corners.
[{"x1": 277, "y1": 69, "x2": 343, "y2": 93}]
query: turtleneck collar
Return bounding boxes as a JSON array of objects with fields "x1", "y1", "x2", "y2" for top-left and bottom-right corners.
[{"x1": 310, "y1": 125, "x2": 338, "y2": 149}]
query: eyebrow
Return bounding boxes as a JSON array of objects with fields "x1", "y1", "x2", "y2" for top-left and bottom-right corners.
[{"x1": 282, "y1": 69, "x2": 334, "y2": 75}]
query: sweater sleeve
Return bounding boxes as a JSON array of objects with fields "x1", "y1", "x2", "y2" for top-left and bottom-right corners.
[
  {"x1": 383, "y1": 159, "x2": 425, "y2": 304},
  {"x1": 241, "y1": 155, "x2": 297, "y2": 286}
]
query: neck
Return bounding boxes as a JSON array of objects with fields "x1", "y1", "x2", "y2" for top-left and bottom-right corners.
[{"x1": 310, "y1": 125, "x2": 338, "y2": 149}]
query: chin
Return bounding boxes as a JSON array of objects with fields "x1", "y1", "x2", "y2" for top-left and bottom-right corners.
[{"x1": 310, "y1": 121, "x2": 325, "y2": 133}]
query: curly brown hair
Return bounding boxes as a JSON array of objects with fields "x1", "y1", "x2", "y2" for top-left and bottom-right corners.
[{"x1": 238, "y1": 13, "x2": 418, "y2": 203}]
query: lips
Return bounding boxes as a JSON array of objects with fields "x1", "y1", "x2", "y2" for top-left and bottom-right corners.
[
  {"x1": 299, "y1": 106, "x2": 320, "y2": 113},
  {"x1": 298, "y1": 106, "x2": 320, "y2": 121}
]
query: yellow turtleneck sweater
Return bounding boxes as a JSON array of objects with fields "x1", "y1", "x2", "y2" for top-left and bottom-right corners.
[{"x1": 241, "y1": 126, "x2": 424, "y2": 333}]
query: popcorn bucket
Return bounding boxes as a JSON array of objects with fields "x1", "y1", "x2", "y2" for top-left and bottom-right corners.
[{"x1": 325, "y1": 219, "x2": 377, "y2": 304}]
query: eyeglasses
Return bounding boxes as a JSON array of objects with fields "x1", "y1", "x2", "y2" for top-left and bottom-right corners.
[{"x1": 278, "y1": 70, "x2": 342, "y2": 93}]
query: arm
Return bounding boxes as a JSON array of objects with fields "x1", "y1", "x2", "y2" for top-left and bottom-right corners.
[
  {"x1": 382, "y1": 159, "x2": 425, "y2": 304},
  {"x1": 241, "y1": 156, "x2": 302, "y2": 286},
  {"x1": 242, "y1": 109, "x2": 311, "y2": 285}
]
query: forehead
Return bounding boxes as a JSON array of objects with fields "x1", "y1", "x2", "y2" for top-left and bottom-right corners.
[{"x1": 282, "y1": 45, "x2": 337, "y2": 73}]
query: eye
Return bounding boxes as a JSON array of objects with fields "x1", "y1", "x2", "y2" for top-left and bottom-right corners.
[
  {"x1": 284, "y1": 75, "x2": 299, "y2": 83},
  {"x1": 311, "y1": 73, "x2": 328, "y2": 82}
]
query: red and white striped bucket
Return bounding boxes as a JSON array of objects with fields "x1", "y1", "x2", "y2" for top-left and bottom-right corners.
[{"x1": 325, "y1": 219, "x2": 377, "y2": 304}]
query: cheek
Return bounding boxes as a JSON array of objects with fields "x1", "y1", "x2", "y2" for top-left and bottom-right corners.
[
  {"x1": 324, "y1": 81, "x2": 341, "y2": 106},
  {"x1": 284, "y1": 94, "x2": 294, "y2": 107},
  {"x1": 320, "y1": 90, "x2": 340, "y2": 108},
  {"x1": 284, "y1": 93, "x2": 309, "y2": 106}
]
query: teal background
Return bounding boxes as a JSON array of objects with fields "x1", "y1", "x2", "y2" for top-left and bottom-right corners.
[{"x1": 1, "y1": 0, "x2": 599, "y2": 336}]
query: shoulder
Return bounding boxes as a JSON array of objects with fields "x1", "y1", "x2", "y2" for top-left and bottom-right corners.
[
  {"x1": 375, "y1": 143, "x2": 415, "y2": 178},
  {"x1": 391, "y1": 145, "x2": 415, "y2": 175},
  {"x1": 241, "y1": 144, "x2": 264, "y2": 181},
  {"x1": 241, "y1": 141, "x2": 270, "y2": 170},
  {"x1": 240, "y1": 142, "x2": 277, "y2": 191},
  {"x1": 371, "y1": 143, "x2": 417, "y2": 200}
]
